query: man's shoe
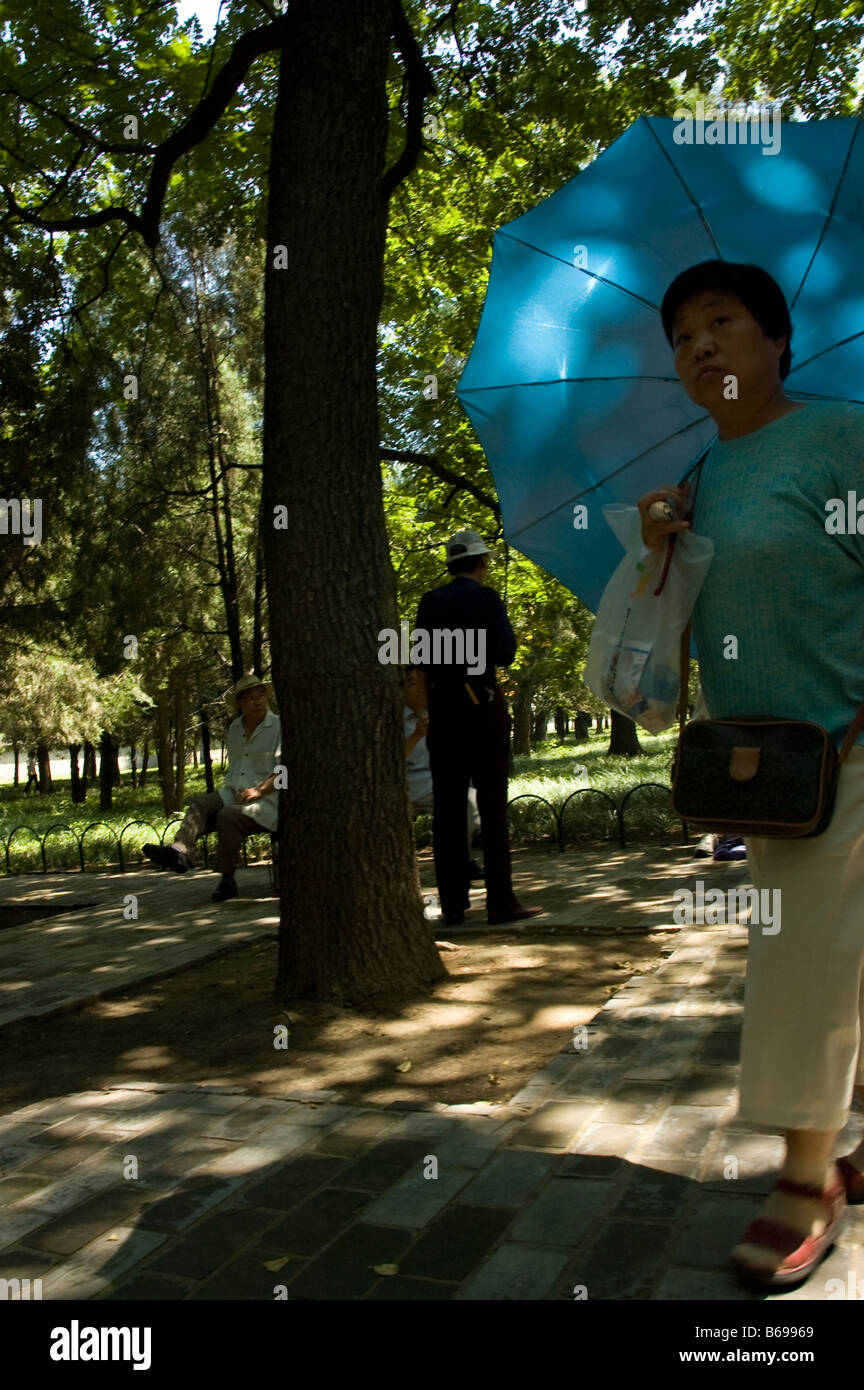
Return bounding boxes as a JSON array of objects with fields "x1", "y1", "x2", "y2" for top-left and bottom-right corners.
[
  {"x1": 487, "y1": 904, "x2": 543, "y2": 925},
  {"x1": 212, "y1": 876, "x2": 238, "y2": 902},
  {"x1": 143, "y1": 844, "x2": 191, "y2": 873},
  {"x1": 444, "y1": 911, "x2": 464, "y2": 926}
]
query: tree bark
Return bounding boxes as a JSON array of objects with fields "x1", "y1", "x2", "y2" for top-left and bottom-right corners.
[
  {"x1": 608, "y1": 709, "x2": 643, "y2": 756},
  {"x1": 198, "y1": 702, "x2": 215, "y2": 794},
  {"x1": 99, "y1": 729, "x2": 114, "y2": 809},
  {"x1": 129, "y1": 742, "x2": 137, "y2": 789},
  {"x1": 139, "y1": 737, "x2": 149, "y2": 787},
  {"x1": 68, "y1": 743, "x2": 86, "y2": 803},
  {"x1": 174, "y1": 687, "x2": 188, "y2": 808},
  {"x1": 511, "y1": 686, "x2": 533, "y2": 755},
  {"x1": 156, "y1": 695, "x2": 177, "y2": 814},
  {"x1": 554, "y1": 705, "x2": 567, "y2": 741},
  {"x1": 252, "y1": 531, "x2": 265, "y2": 677},
  {"x1": 83, "y1": 740, "x2": 97, "y2": 783},
  {"x1": 12, "y1": 740, "x2": 19, "y2": 785},
  {"x1": 36, "y1": 741, "x2": 52, "y2": 794},
  {"x1": 261, "y1": 1, "x2": 445, "y2": 1003},
  {"x1": 532, "y1": 707, "x2": 549, "y2": 746}
]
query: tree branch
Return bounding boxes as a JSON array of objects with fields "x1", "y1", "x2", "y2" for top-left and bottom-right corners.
[
  {"x1": 381, "y1": 0, "x2": 436, "y2": 207},
  {"x1": 380, "y1": 447, "x2": 500, "y2": 518},
  {"x1": 2, "y1": 17, "x2": 290, "y2": 248}
]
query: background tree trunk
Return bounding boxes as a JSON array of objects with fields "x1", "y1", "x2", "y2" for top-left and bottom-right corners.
[
  {"x1": 261, "y1": 1, "x2": 445, "y2": 1003},
  {"x1": 68, "y1": 743, "x2": 86, "y2": 803},
  {"x1": 608, "y1": 709, "x2": 642, "y2": 756},
  {"x1": 511, "y1": 685, "x2": 533, "y2": 755},
  {"x1": 129, "y1": 742, "x2": 137, "y2": 789},
  {"x1": 174, "y1": 688, "x2": 188, "y2": 808},
  {"x1": 532, "y1": 706, "x2": 549, "y2": 746},
  {"x1": 12, "y1": 740, "x2": 19, "y2": 785},
  {"x1": 139, "y1": 737, "x2": 149, "y2": 787},
  {"x1": 99, "y1": 729, "x2": 115, "y2": 809},
  {"x1": 156, "y1": 695, "x2": 177, "y2": 815},
  {"x1": 198, "y1": 703, "x2": 215, "y2": 794},
  {"x1": 83, "y1": 740, "x2": 96, "y2": 783},
  {"x1": 36, "y1": 741, "x2": 52, "y2": 794},
  {"x1": 554, "y1": 705, "x2": 567, "y2": 741}
]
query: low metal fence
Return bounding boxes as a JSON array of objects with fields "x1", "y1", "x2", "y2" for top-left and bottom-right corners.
[{"x1": 0, "y1": 819, "x2": 277, "y2": 876}]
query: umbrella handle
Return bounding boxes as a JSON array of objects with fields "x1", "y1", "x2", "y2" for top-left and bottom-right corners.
[{"x1": 653, "y1": 534, "x2": 676, "y2": 596}]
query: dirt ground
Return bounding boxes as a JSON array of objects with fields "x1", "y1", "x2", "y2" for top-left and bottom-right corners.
[{"x1": 3, "y1": 926, "x2": 677, "y2": 1114}]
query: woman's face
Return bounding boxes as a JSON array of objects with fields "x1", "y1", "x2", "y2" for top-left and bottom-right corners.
[{"x1": 671, "y1": 289, "x2": 786, "y2": 412}]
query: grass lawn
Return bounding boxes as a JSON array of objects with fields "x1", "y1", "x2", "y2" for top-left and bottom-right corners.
[{"x1": 0, "y1": 728, "x2": 682, "y2": 874}]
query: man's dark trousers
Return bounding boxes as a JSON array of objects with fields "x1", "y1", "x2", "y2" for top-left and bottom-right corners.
[{"x1": 427, "y1": 686, "x2": 519, "y2": 919}]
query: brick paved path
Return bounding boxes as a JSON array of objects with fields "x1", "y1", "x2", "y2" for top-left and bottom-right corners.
[{"x1": 2, "y1": 893, "x2": 862, "y2": 1300}]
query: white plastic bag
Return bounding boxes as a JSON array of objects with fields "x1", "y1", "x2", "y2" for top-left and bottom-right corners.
[{"x1": 582, "y1": 505, "x2": 714, "y2": 733}]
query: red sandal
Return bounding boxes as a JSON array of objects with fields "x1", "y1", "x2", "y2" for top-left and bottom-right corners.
[
  {"x1": 730, "y1": 1166, "x2": 847, "y2": 1288},
  {"x1": 837, "y1": 1155, "x2": 864, "y2": 1204}
]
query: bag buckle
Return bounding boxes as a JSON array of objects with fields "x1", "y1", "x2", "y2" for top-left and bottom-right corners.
[{"x1": 729, "y1": 746, "x2": 760, "y2": 781}]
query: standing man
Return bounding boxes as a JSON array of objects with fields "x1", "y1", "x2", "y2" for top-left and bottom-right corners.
[
  {"x1": 414, "y1": 530, "x2": 541, "y2": 927},
  {"x1": 144, "y1": 674, "x2": 281, "y2": 902}
]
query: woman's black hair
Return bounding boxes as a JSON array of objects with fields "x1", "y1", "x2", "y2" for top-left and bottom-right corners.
[{"x1": 660, "y1": 260, "x2": 792, "y2": 379}]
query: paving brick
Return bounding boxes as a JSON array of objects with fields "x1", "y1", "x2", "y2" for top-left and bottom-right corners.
[
  {"x1": 358, "y1": 1166, "x2": 473, "y2": 1229},
  {"x1": 508, "y1": 1102, "x2": 596, "y2": 1152},
  {"x1": 556, "y1": 1153, "x2": 623, "y2": 1180},
  {"x1": 667, "y1": 1193, "x2": 765, "y2": 1268},
  {"x1": 239, "y1": 1155, "x2": 347, "y2": 1211},
  {"x1": 101, "y1": 1273, "x2": 192, "y2": 1300},
  {"x1": 144, "y1": 1138, "x2": 244, "y2": 1180},
  {"x1": 188, "y1": 1252, "x2": 304, "y2": 1300},
  {"x1": 456, "y1": 1151, "x2": 555, "y2": 1208},
  {"x1": 0, "y1": 1175, "x2": 53, "y2": 1206},
  {"x1": 433, "y1": 1121, "x2": 520, "y2": 1171},
  {"x1": 136, "y1": 1177, "x2": 242, "y2": 1233},
  {"x1": 0, "y1": 1245, "x2": 63, "y2": 1280},
  {"x1": 311, "y1": 1113, "x2": 400, "y2": 1156},
  {"x1": 457, "y1": 1243, "x2": 570, "y2": 1300},
  {"x1": 26, "y1": 1187, "x2": 147, "y2": 1256},
  {"x1": 693, "y1": 1029, "x2": 743, "y2": 1065},
  {"x1": 0, "y1": 1208, "x2": 53, "y2": 1252},
  {"x1": 337, "y1": 1140, "x2": 432, "y2": 1193},
  {"x1": 669, "y1": 1068, "x2": 739, "y2": 1108},
  {"x1": 399, "y1": 1206, "x2": 514, "y2": 1281},
  {"x1": 194, "y1": 1126, "x2": 315, "y2": 1175},
  {"x1": 18, "y1": 1137, "x2": 115, "y2": 1176},
  {"x1": 655, "y1": 1265, "x2": 766, "y2": 1300},
  {"x1": 567, "y1": 1123, "x2": 643, "y2": 1159},
  {"x1": 148, "y1": 1206, "x2": 278, "y2": 1280},
  {"x1": 40, "y1": 1226, "x2": 168, "y2": 1300},
  {"x1": 254, "y1": 1187, "x2": 371, "y2": 1257},
  {"x1": 509, "y1": 1178, "x2": 609, "y2": 1245},
  {"x1": 594, "y1": 1082, "x2": 664, "y2": 1126},
  {"x1": 385, "y1": 1113, "x2": 457, "y2": 1141},
  {"x1": 615, "y1": 1165, "x2": 695, "y2": 1223},
  {"x1": 188, "y1": 1102, "x2": 293, "y2": 1140},
  {"x1": 366, "y1": 1274, "x2": 456, "y2": 1300},
  {"x1": 283, "y1": 1223, "x2": 412, "y2": 1300},
  {"x1": 700, "y1": 1130, "x2": 786, "y2": 1192},
  {"x1": 566, "y1": 1221, "x2": 672, "y2": 1299},
  {"x1": 642, "y1": 1105, "x2": 729, "y2": 1160}
]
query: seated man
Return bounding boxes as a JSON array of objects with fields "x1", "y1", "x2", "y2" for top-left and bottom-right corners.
[
  {"x1": 144, "y1": 674, "x2": 281, "y2": 902},
  {"x1": 403, "y1": 666, "x2": 483, "y2": 885}
]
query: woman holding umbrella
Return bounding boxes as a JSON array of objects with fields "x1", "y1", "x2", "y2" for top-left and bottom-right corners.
[{"x1": 639, "y1": 259, "x2": 864, "y2": 1288}]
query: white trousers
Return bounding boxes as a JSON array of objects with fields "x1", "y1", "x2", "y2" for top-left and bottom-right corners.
[{"x1": 737, "y1": 744, "x2": 864, "y2": 1132}]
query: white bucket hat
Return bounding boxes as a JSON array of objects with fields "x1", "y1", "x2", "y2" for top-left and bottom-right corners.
[
  {"x1": 225, "y1": 673, "x2": 273, "y2": 714},
  {"x1": 445, "y1": 529, "x2": 491, "y2": 562}
]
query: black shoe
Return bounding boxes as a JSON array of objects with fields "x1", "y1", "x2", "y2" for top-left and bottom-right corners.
[
  {"x1": 445, "y1": 911, "x2": 464, "y2": 927},
  {"x1": 487, "y1": 904, "x2": 542, "y2": 925},
  {"x1": 212, "y1": 876, "x2": 238, "y2": 902},
  {"x1": 144, "y1": 844, "x2": 192, "y2": 873},
  {"x1": 468, "y1": 859, "x2": 485, "y2": 880}
]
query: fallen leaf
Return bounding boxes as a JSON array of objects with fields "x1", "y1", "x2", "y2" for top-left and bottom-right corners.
[
  {"x1": 263, "y1": 1257, "x2": 290, "y2": 1272},
  {"x1": 106, "y1": 1234, "x2": 119, "y2": 1242},
  {"x1": 395, "y1": 1060, "x2": 412, "y2": 1073},
  {"x1": 487, "y1": 1074, "x2": 499, "y2": 1084},
  {"x1": 372, "y1": 1263, "x2": 400, "y2": 1276}
]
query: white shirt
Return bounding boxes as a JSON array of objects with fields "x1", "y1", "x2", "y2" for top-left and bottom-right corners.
[
  {"x1": 404, "y1": 706, "x2": 433, "y2": 804},
  {"x1": 220, "y1": 709, "x2": 282, "y2": 832}
]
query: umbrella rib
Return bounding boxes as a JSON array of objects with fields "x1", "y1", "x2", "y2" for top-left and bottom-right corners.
[
  {"x1": 497, "y1": 230, "x2": 660, "y2": 311},
  {"x1": 459, "y1": 375, "x2": 681, "y2": 394},
  {"x1": 790, "y1": 120, "x2": 862, "y2": 314},
  {"x1": 789, "y1": 327, "x2": 864, "y2": 373},
  {"x1": 642, "y1": 116, "x2": 723, "y2": 258},
  {"x1": 506, "y1": 416, "x2": 715, "y2": 543}
]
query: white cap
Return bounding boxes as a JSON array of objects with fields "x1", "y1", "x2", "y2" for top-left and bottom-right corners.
[{"x1": 445, "y1": 529, "x2": 490, "y2": 562}]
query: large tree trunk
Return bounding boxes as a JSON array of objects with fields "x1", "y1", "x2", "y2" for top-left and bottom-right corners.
[
  {"x1": 252, "y1": 532, "x2": 266, "y2": 677},
  {"x1": 608, "y1": 709, "x2": 643, "y2": 756},
  {"x1": 554, "y1": 705, "x2": 567, "y2": 741},
  {"x1": 36, "y1": 741, "x2": 52, "y2": 794},
  {"x1": 261, "y1": 1, "x2": 445, "y2": 1003},
  {"x1": 99, "y1": 729, "x2": 115, "y2": 809},
  {"x1": 198, "y1": 702, "x2": 215, "y2": 794},
  {"x1": 68, "y1": 743, "x2": 86, "y2": 803},
  {"x1": 83, "y1": 740, "x2": 97, "y2": 783},
  {"x1": 532, "y1": 706, "x2": 549, "y2": 745}
]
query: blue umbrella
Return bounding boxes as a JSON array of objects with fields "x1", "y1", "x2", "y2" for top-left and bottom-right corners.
[{"x1": 457, "y1": 115, "x2": 864, "y2": 613}]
